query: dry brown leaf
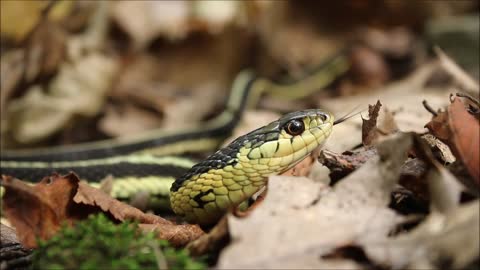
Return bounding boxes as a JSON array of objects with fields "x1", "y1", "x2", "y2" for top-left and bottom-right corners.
[
  {"x1": 361, "y1": 100, "x2": 401, "y2": 147},
  {"x1": 421, "y1": 134, "x2": 456, "y2": 163},
  {"x1": 2, "y1": 173, "x2": 204, "y2": 248},
  {"x1": 318, "y1": 148, "x2": 378, "y2": 182},
  {"x1": 362, "y1": 100, "x2": 382, "y2": 146},
  {"x1": 74, "y1": 179, "x2": 205, "y2": 247},
  {"x1": 448, "y1": 97, "x2": 480, "y2": 185},
  {"x1": 1, "y1": 174, "x2": 91, "y2": 248},
  {"x1": 186, "y1": 216, "x2": 229, "y2": 256},
  {"x1": 426, "y1": 96, "x2": 480, "y2": 188},
  {"x1": 138, "y1": 223, "x2": 205, "y2": 248},
  {"x1": 425, "y1": 110, "x2": 450, "y2": 140},
  {"x1": 73, "y1": 181, "x2": 168, "y2": 225}
]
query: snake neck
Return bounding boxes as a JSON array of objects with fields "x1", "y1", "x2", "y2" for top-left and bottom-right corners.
[{"x1": 170, "y1": 153, "x2": 270, "y2": 225}]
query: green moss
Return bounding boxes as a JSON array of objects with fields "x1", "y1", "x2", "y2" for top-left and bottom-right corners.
[{"x1": 32, "y1": 214, "x2": 205, "y2": 270}]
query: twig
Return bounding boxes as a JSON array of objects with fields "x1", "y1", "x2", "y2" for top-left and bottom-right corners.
[
  {"x1": 456, "y1": 92, "x2": 480, "y2": 107},
  {"x1": 434, "y1": 46, "x2": 479, "y2": 95},
  {"x1": 422, "y1": 100, "x2": 438, "y2": 116},
  {"x1": 149, "y1": 241, "x2": 168, "y2": 270}
]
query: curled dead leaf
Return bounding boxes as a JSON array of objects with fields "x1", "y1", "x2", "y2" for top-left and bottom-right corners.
[
  {"x1": 426, "y1": 96, "x2": 480, "y2": 189},
  {"x1": 425, "y1": 110, "x2": 450, "y2": 140},
  {"x1": 74, "y1": 179, "x2": 205, "y2": 246},
  {"x1": 318, "y1": 148, "x2": 378, "y2": 183},
  {"x1": 448, "y1": 97, "x2": 480, "y2": 186},
  {"x1": 421, "y1": 134, "x2": 456, "y2": 164},
  {"x1": 186, "y1": 216, "x2": 229, "y2": 256},
  {"x1": 2, "y1": 173, "x2": 204, "y2": 248},
  {"x1": 362, "y1": 100, "x2": 382, "y2": 146},
  {"x1": 1, "y1": 173, "x2": 91, "y2": 248},
  {"x1": 139, "y1": 223, "x2": 204, "y2": 248},
  {"x1": 73, "y1": 181, "x2": 169, "y2": 224}
]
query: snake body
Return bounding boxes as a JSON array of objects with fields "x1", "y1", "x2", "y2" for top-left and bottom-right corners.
[{"x1": 1, "y1": 52, "x2": 346, "y2": 224}]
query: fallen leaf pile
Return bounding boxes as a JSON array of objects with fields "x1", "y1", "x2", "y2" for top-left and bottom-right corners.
[
  {"x1": 216, "y1": 97, "x2": 478, "y2": 269},
  {"x1": 426, "y1": 95, "x2": 480, "y2": 189},
  {"x1": 1, "y1": 80, "x2": 479, "y2": 269},
  {"x1": 1, "y1": 1, "x2": 479, "y2": 269},
  {"x1": 1, "y1": 173, "x2": 204, "y2": 249}
]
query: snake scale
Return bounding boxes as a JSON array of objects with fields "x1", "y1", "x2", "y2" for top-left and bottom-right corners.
[{"x1": 1, "y1": 51, "x2": 347, "y2": 225}]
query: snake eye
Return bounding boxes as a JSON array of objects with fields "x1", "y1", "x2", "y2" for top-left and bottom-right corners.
[{"x1": 285, "y1": 119, "x2": 305, "y2": 136}]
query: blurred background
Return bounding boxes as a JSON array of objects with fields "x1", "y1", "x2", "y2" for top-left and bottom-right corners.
[{"x1": 1, "y1": 0, "x2": 478, "y2": 151}]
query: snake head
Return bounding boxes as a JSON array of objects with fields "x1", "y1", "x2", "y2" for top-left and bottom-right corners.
[
  {"x1": 238, "y1": 109, "x2": 334, "y2": 172},
  {"x1": 170, "y1": 109, "x2": 334, "y2": 225}
]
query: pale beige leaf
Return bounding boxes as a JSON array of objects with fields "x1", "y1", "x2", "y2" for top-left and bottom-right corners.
[
  {"x1": 218, "y1": 133, "x2": 411, "y2": 269},
  {"x1": 364, "y1": 201, "x2": 479, "y2": 270}
]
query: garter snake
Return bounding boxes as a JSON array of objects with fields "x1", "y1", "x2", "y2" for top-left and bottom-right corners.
[
  {"x1": 171, "y1": 109, "x2": 333, "y2": 225},
  {"x1": 1, "y1": 51, "x2": 347, "y2": 225}
]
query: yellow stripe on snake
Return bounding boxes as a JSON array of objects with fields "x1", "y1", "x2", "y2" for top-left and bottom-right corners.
[{"x1": 1, "y1": 51, "x2": 346, "y2": 225}]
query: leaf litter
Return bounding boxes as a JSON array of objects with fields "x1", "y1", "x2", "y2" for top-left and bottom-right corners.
[
  {"x1": 3, "y1": 2, "x2": 117, "y2": 145},
  {"x1": 219, "y1": 132, "x2": 411, "y2": 269},
  {"x1": 1, "y1": 173, "x2": 204, "y2": 249},
  {"x1": 426, "y1": 95, "x2": 480, "y2": 189},
  {"x1": 2, "y1": 63, "x2": 479, "y2": 269},
  {"x1": 216, "y1": 67, "x2": 479, "y2": 268},
  {"x1": 1, "y1": 1, "x2": 479, "y2": 269}
]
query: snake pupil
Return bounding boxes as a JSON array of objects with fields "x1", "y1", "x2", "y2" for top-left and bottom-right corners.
[{"x1": 285, "y1": 120, "x2": 305, "y2": 136}]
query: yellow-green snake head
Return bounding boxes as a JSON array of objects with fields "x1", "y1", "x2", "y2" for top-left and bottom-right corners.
[{"x1": 170, "y1": 109, "x2": 334, "y2": 225}]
